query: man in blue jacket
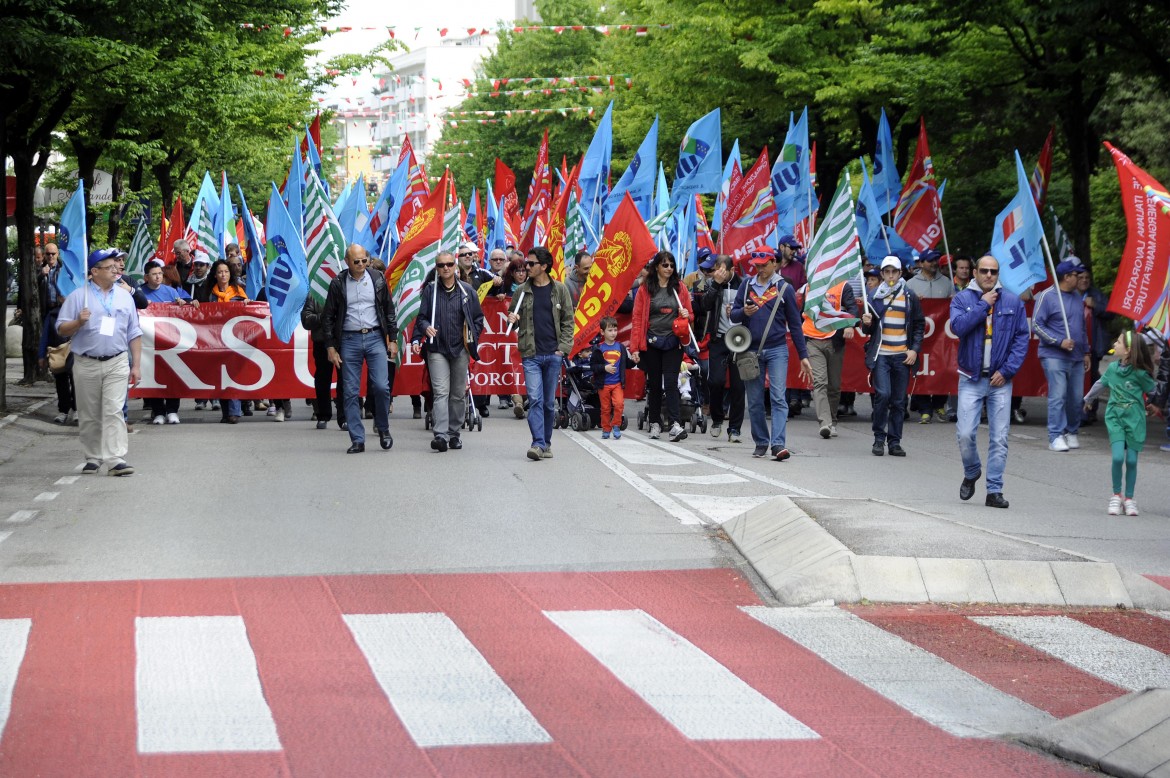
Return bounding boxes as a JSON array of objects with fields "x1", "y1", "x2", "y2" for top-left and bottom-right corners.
[{"x1": 950, "y1": 255, "x2": 1031, "y2": 508}]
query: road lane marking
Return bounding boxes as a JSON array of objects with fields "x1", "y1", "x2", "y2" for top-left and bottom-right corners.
[
  {"x1": 0, "y1": 619, "x2": 32, "y2": 741},
  {"x1": 565, "y1": 431, "x2": 704, "y2": 525},
  {"x1": 343, "y1": 613, "x2": 551, "y2": 747},
  {"x1": 744, "y1": 606, "x2": 1053, "y2": 737},
  {"x1": 135, "y1": 616, "x2": 282, "y2": 753},
  {"x1": 639, "y1": 439, "x2": 826, "y2": 497},
  {"x1": 599, "y1": 437, "x2": 691, "y2": 466},
  {"x1": 545, "y1": 609, "x2": 819, "y2": 740},
  {"x1": 672, "y1": 493, "x2": 775, "y2": 524},
  {"x1": 33, "y1": 493, "x2": 58, "y2": 502},
  {"x1": 0, "y1": 532, "x2": 11, "y2": 546},
  {"x1": 647, "y1": 473, "x2": 747, "y2": 485},
  {"x1": 5, "y1": 511, "x2": 37, "y2": 524},
  {"x1": 54, "y1": 476, "x2": 80, "y2": 485},
  {"x1": 972, "y1": 615, "x2": 1170, "y2": 691}
]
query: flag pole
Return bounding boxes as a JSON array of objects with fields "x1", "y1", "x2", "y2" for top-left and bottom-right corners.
[
  {"x1": 936, "y1": 201, "x2": 954, "y2": 283},
  {"x1": 1039, "y1": 231, "x2": 1072, "y2": 340},
  {"x1": 504, "y1": 290, "x2": 525, "y2": 337}
]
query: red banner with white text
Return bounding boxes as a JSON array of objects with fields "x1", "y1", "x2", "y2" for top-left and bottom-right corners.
[{"x1": 131, "y1": 299, "x2": 1052, "y2": 399}]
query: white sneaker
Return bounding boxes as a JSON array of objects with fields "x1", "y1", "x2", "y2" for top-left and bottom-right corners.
[
  {"x1": 830, "y1": 424, "x2": 839, "y2": 438},
  {"x1": 151, "y1": 415, "x2": 165, "y2": 425},
  {"x1": 165, "y1": 412, "x2": 180, "y2": 425},
  {"x1": 1123, "y1": 498, "x2": 1139, "y2": 516},
  {"x1": 267, "y1": 406, "x2": 277, "y2": 416},
  {"x1": 1065, "y1": 433, "x2": 1080, "y2": 449},
  {"x1": 728, "y1": 431, "x2": 742, "y2": 443},
  {"x1": 1108, "y1": 495, "x2": 1122, "y2": 515},
  {"x1": 1049, "y1": 436, "x2": 1069, "y2": 452},
  {"x1": 53, "y1": 412, "x2": 67, "y2": 424},
  {"x1": 710, "y1": 423, "x2": 722, "y2": 438},
  {"x1": 668, "y1": 422, "x2": 687, "y2": 442},
  {"x1": 210, "y1": 401, "x2": 220, "y2": 411},
  {"x1": 274, "y1": 409, "x2": 285, "y2": 422},
  {"x1": 648, "y1": 423, "x2": 661, "y2": 439},
  {"x1": 65, "y1": 409, "x2": 76, "y2": 425}
]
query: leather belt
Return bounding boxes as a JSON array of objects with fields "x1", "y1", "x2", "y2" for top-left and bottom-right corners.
[
  {"x1": 344, "y1": 328, "x2": 379, "y2": 334},
  {"x1": 78, "y1": 352, "x2": 125, "y2": 362}
]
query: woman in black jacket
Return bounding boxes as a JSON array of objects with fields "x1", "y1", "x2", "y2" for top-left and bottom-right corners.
[{"x1": 701, "y1": 254, "x2": 745, "y2": 442}]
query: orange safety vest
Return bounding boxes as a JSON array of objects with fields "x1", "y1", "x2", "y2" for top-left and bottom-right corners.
[{"x1": 801, "y1": 281, "x2": 848, "y2": 340}]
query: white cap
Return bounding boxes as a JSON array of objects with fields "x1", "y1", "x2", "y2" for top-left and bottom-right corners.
[
  {"x1": 458, "y1": 242, "x2": 479, "y2": 255},
  {"x1": 192, "y1": 250, "x2": 212, "y2": 264},
  {"x1": 880, "y1": 255, "x2": 902, "y2": 271}
]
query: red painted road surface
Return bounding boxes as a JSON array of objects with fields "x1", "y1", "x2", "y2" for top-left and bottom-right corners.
[{"x1": 2, "y1": 569, "x2": 1164, "y2": 777}]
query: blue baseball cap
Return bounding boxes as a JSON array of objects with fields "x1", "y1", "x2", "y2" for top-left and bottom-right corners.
[
  {"x1": 776, "y1": 234, "x2": 801, "y2": 249},
  {"x1": 1055, "y1": 260, "x2": 1081, "y2": 277},
  {"x1": 87, "y1": 248, "x2": 120, "y2": 270},
  {"x1": 697, "y1": 247, "x2": 715, "y2": 270}
]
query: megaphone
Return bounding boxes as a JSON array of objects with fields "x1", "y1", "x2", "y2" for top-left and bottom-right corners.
[{"x1": 724, "y1": 325, "x2": 751, "y2": 354}]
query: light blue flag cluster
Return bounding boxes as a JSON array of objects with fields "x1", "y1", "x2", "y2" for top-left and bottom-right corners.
[
  {"x1": 264, "y1": 183, "x2": 310, "y2": 343},
  {"x1": 332, "y1": 178, "x2": 353, "y2": 216},
  {"x1": 579, "y1": 101, "x2": 614, "y2": 237},
  {"x1": 370, "y1": 163, "x2": 410, "y2": 255},
  {"x1": 56, "y1": 180, "x2": 88, "y2": 299},
  {"x1": 856, "y1": 159, "x2": 914, "y2": 264},
  {"x1": 871, "y1": 108, "x2": 901, "y2": 216},
  {"x1": 464, "y1": 188, "x2": 479, "y2": 244},
  {"x1": 189, "y1": 172, "x2": 220, "y2": 242},
  {"x1": 237, "y1": 185, "x2": 266, "y2": 301},
  {"x1": 671, "y1": 107, "x2": 722, "y2": 205},
  {"x1": 304, "y1": 123, "x2": 326, "y2": 199},
  {"x1": 286, "y1": 140, "x2": 304, "y2": 244},
  {"x1": 605, "y1": 116, "x2": 658, "y2": 223},
  {"x1": 991, "y1": 150, "x2": 1047, "y2": 295},
  {"x1": 712, "y1": 138, "x2": 741, "y2": 233},
  {"x1": 773, "y1": 107, "x2": 813, "y2": 234}
]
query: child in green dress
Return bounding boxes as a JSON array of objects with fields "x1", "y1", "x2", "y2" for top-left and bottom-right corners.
[{"x1": 1083, "y1": 330, "x2": 1158, "y2": 516}]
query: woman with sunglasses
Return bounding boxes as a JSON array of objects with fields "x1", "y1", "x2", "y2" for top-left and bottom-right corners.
[{"x1": 629, "y1": 250, "x2": 694, "y2": 442}]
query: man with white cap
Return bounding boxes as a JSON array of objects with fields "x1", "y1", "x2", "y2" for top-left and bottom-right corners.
[
  {"x1": 456, "y1": 242, "x2": 493, "y2": 289},
  {"x1": 1034, "y1": 259, "x2": 1091, "y2": 451},
  {"x1": 860, "y1": 255, "x2": 925, "y2": 457}
]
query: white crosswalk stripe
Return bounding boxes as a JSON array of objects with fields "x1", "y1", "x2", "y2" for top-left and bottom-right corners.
[
  {"x1": 603, "y1": 437, "x2": 692, "y2": 466},
  {"x1": 545, "y1": 608, "x2": 820, "y2": 740},
  {"x1": 743, "y1": 606, "x2": 1055, "y2": 737},
  {"x1": 673, "y1": 493, "x2": 775, "y2": 524},
  {"x1": 135, "y1": 616, "x2": 282, "y2": 753},
  {"x1": 972, "y1": 615, "x2": 1170, "y2": 691},
  {"x1": 0, "y1": 619, "x2": 31, "y2": 741},
  {"x1": 344, "y1": 613, "x2": 552, "y2": 747}
]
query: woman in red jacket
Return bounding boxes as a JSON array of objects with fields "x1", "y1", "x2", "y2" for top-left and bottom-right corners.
[{"x1": 629, "y1": 250, "x2": 694, "y2": 442}]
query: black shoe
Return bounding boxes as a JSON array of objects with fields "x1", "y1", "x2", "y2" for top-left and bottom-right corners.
[
  {"x1": 242, "y1": 408, "x2": 254, "y2": 417},
  {"x1": 843, "y1": 406, "x2": 857, "y2": 417},
  {"x1": 449, "y1": 437, "x2": 462, "y2": 450},
  {"x1": 872, "y1": 442, "x2": 885, "y2": 456},
  {"x1": 109, "y1": 462, "x2": 135, "y2": 476},
  {"x1": 888, "y1": 444, "x2": 906, "y2": 457},
  {"x1": 338, "y1": 419, "x2": 347, "y2": 430},
  {"x1": 960, "y1": 471, "x2": 981, "y2": 501},
  {"x1": 752, "y1": 445, "x2": 768, "y2": 458},
  {"x1": 81, "y1": 462, "x2": 100, "y2": 474},
  {"x1": 431, "y1": 437, "x2": 448, "y2": 452},
  {"x1": 316, "y1": 420, "x2": 328, "y2": 430},
  {"x1": 346, "y1": 442, "x2": 365, "y2": 454},
  {"x1": 480, "y1": 406, "x2": 489, "y2": 418},
  {"x1": 1012, "y1": 409, "x2": 1027, "y2": 424},
  {"x1": 413, "y1": 409, "x2": 422, "y2": 420},
  {"x1": 378, "y1": 429, "x2": 393, "y2": 450},
  {"x1": 985, "y1": 492, "x2": 1009, "y2": 509},
  {"x1": 772, "y1": 447, "x2": 791, "y2": 462}
]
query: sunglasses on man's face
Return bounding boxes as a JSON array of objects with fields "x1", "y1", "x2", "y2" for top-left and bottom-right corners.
[
  {"x1": 350, "y1": 258, "x2": 368, "y2": 265},
  {"x1": 977, "y1": 268, "x2": 999, "y2": 276},
  {"x1": 436, "y1": 262, "x2": 456, "y2": 268},
  {"x1": 457, "y1": 252, "x2": 475, "y2": 258},
  {"x1": 524, "y1": 260, "x2": 540, "y2": 267}
]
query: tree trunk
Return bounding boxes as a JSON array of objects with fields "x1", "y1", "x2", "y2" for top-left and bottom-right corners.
[
  {"x1": 107, "y1": 168, "x2": 124, "y2": 245},
  {"x1": 12, "y1": 150, "x2": 44, "y2": 381},
  {"x1": 1059, "y1": 75, "x2": 1097, "y2": 266},
  {"x1": 154, "y1": 162, "x2": 175, "y2": 215}
]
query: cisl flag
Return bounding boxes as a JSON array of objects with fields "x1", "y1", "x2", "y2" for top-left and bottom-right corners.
[
  {"x1": 1104, "y1": 142, "x2": 1170, "y2": 337},
  {"x1": 570, "y1": 193, "x2": 656, "y2": 357}
]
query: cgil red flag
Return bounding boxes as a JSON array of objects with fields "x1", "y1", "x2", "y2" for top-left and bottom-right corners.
[
  {"x1": 1104, "y1": 142, "x2": 1170, "y2": 334},
  {"x1": 570, "y1": 193, "x2": 657, "y2": 357},
  {"x1": 892, "y1": 118, "x2": 943, "y2": 253},
  {"x1": 155, "y1": 195, "x2": 185, "y2": 265},
  {"x1": 1030, "y1": 127, "x2": 1054, "y2": 212},
  {"x1": 720, "y1": 147, "x2": 778, "y2": 274},
  {"x1": 494, "y1": 158, "x2": 522, "y2": 240},
  {"x1": 386, "y1": 170, "x2": 449, "y2": 293}
]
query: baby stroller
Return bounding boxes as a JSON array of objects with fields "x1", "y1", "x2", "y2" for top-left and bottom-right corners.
[
  {"x1": 636, "y1": 341, "x2": 707, "y2": 433},
  {"x1": 556, "y1": 353, "x2": 628, "y2": 432}
]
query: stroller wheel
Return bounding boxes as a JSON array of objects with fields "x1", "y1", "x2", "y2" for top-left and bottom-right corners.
[
  {"x1": 689, "y1": 419, "x2": 696, "y2": 433},
  {"x1": 477, "y1": 416, "x2": 483, "y2": 432},
  {"x1": 700, "y1": 418, "x2": 708, "y2": 434},
  {"x1": 637, "y1": 409, "x2": 646, "y2": 430},
  {"x1": 569, "y1": 412, "x2": 583, "y2": 431}
]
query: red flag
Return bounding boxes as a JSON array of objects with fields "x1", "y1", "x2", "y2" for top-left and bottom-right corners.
[
  {"x1": 387, "y1": 170, "x2": 449, "y2": 292},
  {"x1": 156, "y1": 195, "x2": 185, "y2": 264},
  {"x1": 1104, "y1": 142, "x2": 1170, "y2": 333},
  {"x1": 720, "y1": 147, "x2": 778, "y2": 274},
  {"x1": 1030, "y1": 127, "x2": 1054, "y2": 211},
  {"x1": 570, "y1": 193, "x2": 657, "y2": 356},
  {"x1": 892, "y1": 118, "x2": 943, "y2": 253},
  {"x1": 397, "y1": 136, "x2": 431, "y2": 234},
  {"x1": 299, "y1": 113, "x2": 322, "y2": 162},
  {"x1": 520, "y1": 130, "x2": 552, "y2": 253},
  {"x1": 547, "y1": 162, "x2": 581, "y2": 282},
  {"x1": 694, "y1": 195, "x2": 716, "y2": 255},
  {"x1": 494, "y1": 158, "x2": 522, "y2": 239}
]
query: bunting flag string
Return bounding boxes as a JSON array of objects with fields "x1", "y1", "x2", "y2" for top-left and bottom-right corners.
[
  {"x1": 239, "y1": 23, "x2": 670, "y2": 37},
  {"x1": 461, "y1": 81, "x2": 631, "y2": 98},
  {"x1": 444, "y1": 106, "x2": 596, "y2": 118},
  {"x1": 459, "y1": 74, "x2": 630, "y2": 89},
  {"x1": 432, "y1": 152, "x2": 476, "y2": 158}
]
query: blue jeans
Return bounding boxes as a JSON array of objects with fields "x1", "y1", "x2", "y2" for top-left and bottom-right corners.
[
  {"x1": 522, "y1": 353, "x2": 561, "y2": 450},
  {"x1": 871, "y1": 354, "x2": 910, "y2": 446},
  {"x1": 956, "y1": 375, "x2": 1011, "y2": 493},
  {"x1": 341, "y1": 331, "x2": 390, "y2": 444},
  {"x1": 1041, "y1": 357, "x2": 1084, "y2": 442},
  {"x1": 744, "y1": 344, "x2": 789, "y2": 449}
]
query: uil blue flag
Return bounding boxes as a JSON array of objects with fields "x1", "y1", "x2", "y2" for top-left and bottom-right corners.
[
  {"x1": 332, "y1": 179, "x2": 353, "y2": 216},
  {"x1": 857, "y1": 160, "x2": 914, "y2": 263},
  {"x1": 671, "y1": 107, "x2": 722, "y2": 205},
  {"x1": 604, "y1": 115, "x2": 658, "y2": 223},
  {"x1": 773, "y1": 107, "x2": 812, "y2": 233},
  {"x1": 871, "y1": 107, "x2": 901, "y2": 217},
  {"x1": 237, "y1": 185, "x2": 266, "y2": 301},
  {"x1": 990, "y1": 150, "x2": 1047, "y2": 295},
  {"x1": 464, "y1": 188, "x2": 480, "y2": 244},
  {"x1": 285, "y1": 140, "x2": 305, "y2": 244},
  {"x1": 56, "y1": 180, "x2": 88, "y2": 299},
  {"x1": 579, "y1": 101, "x2": 614, "y2": 233},
  {"x1": 491, "y1": 195, "x2": 508, "y2": 252},
  {"x1": 264, "y1": 183, "x2": 310, "y2": 343},
  {"x1": 305, "y1": 123, "x2": 327, "y2": 198}
]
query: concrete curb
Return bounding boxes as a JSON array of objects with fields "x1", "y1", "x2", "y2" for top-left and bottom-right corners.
[
  {"x1": 722, "y1": 496, "x2": 1170, "y2": 608},
  {"x1": 1016, "y1": 688, "x2": 1170, "y2": 778}
]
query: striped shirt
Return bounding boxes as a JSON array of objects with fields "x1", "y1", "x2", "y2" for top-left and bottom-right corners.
[{"x1": 878, "y1": 292, "x2": 908, "y2": 355}]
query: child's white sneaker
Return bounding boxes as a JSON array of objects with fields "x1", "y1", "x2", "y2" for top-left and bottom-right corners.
[
  {"x1": 1107, "y1": 494, "x2": 1122, "y2": 516},
  {"x1": 1124, "y1": 498, "x2": 1139, "y2": 517}
]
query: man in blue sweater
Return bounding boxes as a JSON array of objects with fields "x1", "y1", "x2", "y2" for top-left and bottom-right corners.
[
  {"x1": 950, "y1": 256, "x2": 1031, "y2": 508},
  {"x1": 1033, "y1": 260, "x2": 1091, "y2": 452}
]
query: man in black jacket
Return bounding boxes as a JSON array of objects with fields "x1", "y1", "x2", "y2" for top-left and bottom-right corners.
[
  {"x1": 412, "y1": 250, "x2": 484, "y2": 452},
  {"x1": 323, "y1": 244, "x2": 399, "y2": 453}
]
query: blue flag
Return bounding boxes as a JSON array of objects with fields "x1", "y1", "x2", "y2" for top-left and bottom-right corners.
[
  {"x1": 485, "y1": 182, "x2": 502, "y2": 252},
  {"x1": 712, "y1": 138, "x2": 741, "y2": 233},
  {"x1": 332, "y1": 179, "x2": 353, "y2": 222},
  {"x1": 491, "y1": 196, "x2": 508, "y2": 252},
  {"x1": 671, "y1": 107, "x2": 722, "y2": 205},
  {"x1": 579, "y1": 101, "x2": 614, "y2": 235},
  {"x1": 237, "y1": 185, "x2": 266, "y2": 301},
  {"x1": 991, "y1": 150, "x2": 1047, "y2": 295},
  {"x1": 264, "y1": 183, "x2": 310, "y2": 343},
  {"x1": 773, "y1": 107, "x2": 813, "y2": 233},
  {"x1": 218, "y1": 171, "x2": 234, "y2": 257},
  {"x1": 188, "y1": 172, "x2": 220, "y2": 241},
  {"x1": 872, "y1": 107, "x2": 901, "y2": 216},
  {"x1": 464, "y1": 188, "x2": 479, "y2": 244},
  {"x1": 371, "y1": 164, "x2": 409, "y2": 254},
  {"x1": 653, "y1": 163, "x2": 669, "y2": 220},
  {"x1": 855, "y1": 159, "x2": 883, "y2": 253},
  {"x1": 286, "y1": 140, "x2": 305, "y2": 244},
  {"x1": 676, "y1": 197, "x2": 698, "y2": 276},
  {"x1": 56, "y1": 180, "x2": 88, "y2": 299},
  {"x1": 304, "y1": 123, "x2": 326, "y2": 199},
  {"x1": 605, "y1": 116, "x2": 658, "y2": 223}
]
